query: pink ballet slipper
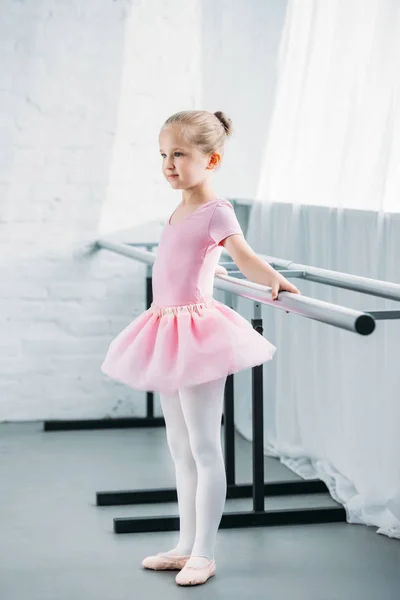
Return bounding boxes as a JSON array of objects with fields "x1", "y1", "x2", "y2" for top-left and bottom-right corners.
[
  {"x1": 175, "y1": 558, "x2": 216, "y2": 586},
  {"x1": 142, "y1": 552, "x2": 190, "y2": 571}
]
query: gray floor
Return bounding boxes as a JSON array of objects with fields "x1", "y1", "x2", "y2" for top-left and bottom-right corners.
[{"x1": 1, "y1": 422, "x2": 399, "y2": 600}]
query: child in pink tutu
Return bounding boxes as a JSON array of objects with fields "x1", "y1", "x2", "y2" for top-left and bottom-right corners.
[{"x1": 101, "y1": 110, "x2": 300, "y2": 586}]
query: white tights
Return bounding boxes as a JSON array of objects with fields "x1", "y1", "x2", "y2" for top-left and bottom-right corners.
[{"x1": 159, "y1": 375, "x2": 227, "y2": 562}]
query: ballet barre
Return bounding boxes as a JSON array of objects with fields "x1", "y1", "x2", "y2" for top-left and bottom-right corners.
[
  {"x1": 86, "y1": 238, "x2": 400, "y2": 534},
  {"x1": 95, "y1": 237, "x2": 398, "y2": 334},
  {"x1": 45, "y1": 241, "x2": 396, "y2": 430}
]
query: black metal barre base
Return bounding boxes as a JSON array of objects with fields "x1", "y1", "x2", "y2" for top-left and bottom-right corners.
[
  {"x1": 113, "y1": 506, "x2": 346, "y2": 534},
  {"x1": 43, "y1": 415, "x2": 165, "y2": 432},
  {"x1": 97, "y1": 479, "x2": 329, "y2": 506}
]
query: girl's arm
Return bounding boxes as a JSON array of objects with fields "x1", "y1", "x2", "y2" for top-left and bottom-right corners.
[{"x1": 221, "y1": 234, "x2": 301, "y2": 300}]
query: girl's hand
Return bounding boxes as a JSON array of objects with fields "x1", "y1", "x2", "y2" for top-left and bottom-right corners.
[
  {"x1": 271, "y1": 275, "x2": 301, "y2": 301},
  {"x1": 215, "y1": 265, "x2": 228, "y2": 276}
]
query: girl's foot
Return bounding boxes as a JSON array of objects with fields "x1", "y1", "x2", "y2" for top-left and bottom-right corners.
[
  {"x1": 175, "y1": 556, "x2": 216, "y2": 586},
  {"x1": 185, "y1": 555, "x2": 212, "y2": 568}
]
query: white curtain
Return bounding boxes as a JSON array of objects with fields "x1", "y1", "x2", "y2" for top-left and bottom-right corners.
[
  {"x1": 234, "y1": 0, "x2": 400, "y2": 539},
  {"x1": 256, "y1": 0, "x2": 400, "y2": 213}
]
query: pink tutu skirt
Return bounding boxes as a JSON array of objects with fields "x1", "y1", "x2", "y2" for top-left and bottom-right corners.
[{"x1": 100, "y1": 298, "x2": 277, "y2": 394}]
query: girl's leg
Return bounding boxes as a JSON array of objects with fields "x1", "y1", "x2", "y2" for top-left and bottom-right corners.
[
  {"x1": 159, "y1": 389, "x2": 197, "y2": 556},
  {"x1": 178, "y1": 375, "x2": 227, "y2": 564}
]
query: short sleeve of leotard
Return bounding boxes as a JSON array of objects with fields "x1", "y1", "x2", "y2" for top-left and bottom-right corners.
[{"x1": 208, "y1": 201, "x2": 244, "y2": 247}]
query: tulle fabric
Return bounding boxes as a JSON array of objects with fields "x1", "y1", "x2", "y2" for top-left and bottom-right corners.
[{"x1": 101, "y1": 298, "x2": 276, "y2": 394}]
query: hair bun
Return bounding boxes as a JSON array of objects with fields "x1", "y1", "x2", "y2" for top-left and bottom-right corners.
[{"x1": 214, "y1": 111, "x2": 233, "y2": 137}]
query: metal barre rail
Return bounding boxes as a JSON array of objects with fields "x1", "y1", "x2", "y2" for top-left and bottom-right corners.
[
  {"x1": 95, "y1": 238, "x2": 376, "y2": 336},
  {"x1": 231, "y1": 252, "x2": 400, "y2": 302}
]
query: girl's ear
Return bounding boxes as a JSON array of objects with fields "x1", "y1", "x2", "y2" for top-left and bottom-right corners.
[{"x1": 208, "y1": 152, "x2": 221, "y2": 169}]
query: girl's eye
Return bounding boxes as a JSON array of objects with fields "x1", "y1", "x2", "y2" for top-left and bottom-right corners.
[{"x1": 161, "y1": 152, "x2": 183, "y2": 158}]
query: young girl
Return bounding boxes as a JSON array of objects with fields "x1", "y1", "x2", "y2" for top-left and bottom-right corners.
[{"x1": 101, "y1": 110, "x2": 300, "y2": 586}]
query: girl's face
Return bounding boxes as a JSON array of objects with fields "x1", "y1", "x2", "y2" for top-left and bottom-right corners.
[{"x1": 159, "y1": 125, "x2": 218, "y2": 189}]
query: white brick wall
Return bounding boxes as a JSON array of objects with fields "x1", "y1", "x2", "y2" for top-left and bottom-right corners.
[{"x1": 0, "y1": 0, "x2": 287, "y2": 421}]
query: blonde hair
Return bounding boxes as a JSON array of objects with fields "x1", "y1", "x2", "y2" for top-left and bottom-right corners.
[{"x1": 162, "y1": 110, "x2": 233, "y2": 159}]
